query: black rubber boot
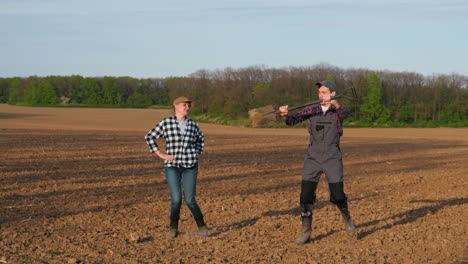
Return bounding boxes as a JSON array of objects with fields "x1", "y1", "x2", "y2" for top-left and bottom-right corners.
[
  {"x1": 167, "y1": 219, "x2": 179, "y2": 239},
  {"x1": 294, "y1": 216, "x2": 312, "y2": 245},
  {"x1": 329, "y1": 182, "x2": 357, "y2": 237},
  {"x1": 294, "y1": 181, "x2": 317, "y2": 245},
  {"x1": 195, "y1": 218, "x2": 209, "y2": 237},
  {"x1": 339, "y1": 207, "x2": 356, "y2": 237}
]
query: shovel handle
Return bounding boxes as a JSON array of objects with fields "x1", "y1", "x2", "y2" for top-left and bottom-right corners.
[
  {"x1": 263, "y1": 97, "x2": 334, "y2": 115},
  {"x1": 263, "y1": 86, "x2": 357, "y2": 116}
]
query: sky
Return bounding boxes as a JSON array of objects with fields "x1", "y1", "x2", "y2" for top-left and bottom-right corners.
[{"x1": 1, "y1": 0, "x2": 467, "y2": 78}]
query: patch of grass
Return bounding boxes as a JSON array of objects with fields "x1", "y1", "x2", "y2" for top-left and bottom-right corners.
[
  {"x1": 191, "y1": 113, "x2": 252, "y2": 127},
  {"x1": 147, "y1": 104, "x2": 172, "y2": 109},
  {"x1": 11, "y1": 103, "x2": 173, "y2": 109}
]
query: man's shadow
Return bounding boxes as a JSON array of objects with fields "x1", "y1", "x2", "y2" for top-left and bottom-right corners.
[
  {"x1": 354, "y1": 198, "x2": 467, "y2": 240},
  {"x1": 310, "y1": 197, "x2": 467, "y2": 241}
]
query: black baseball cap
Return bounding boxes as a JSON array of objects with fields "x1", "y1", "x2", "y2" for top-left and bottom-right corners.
[{"x1": 315, "y1": 80, "x2": 337, "y2": 92}]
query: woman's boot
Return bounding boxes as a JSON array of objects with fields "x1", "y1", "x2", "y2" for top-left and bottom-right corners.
[
  {"x1": 195, "y1": 218, "x2": 209, "y2": 237},
  {"x1": 167, "y1": 219, "x2": 179, "y2": 239}
]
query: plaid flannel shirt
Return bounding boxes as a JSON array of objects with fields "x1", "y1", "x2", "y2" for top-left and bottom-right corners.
[
  {"x1": 145, "y1": 116, "x2": 205, "y2": 168},
  {"x1": 284, "y1": 104, "x2": 350, "y2": 136}
]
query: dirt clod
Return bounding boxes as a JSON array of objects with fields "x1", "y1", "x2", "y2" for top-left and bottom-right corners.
[{"x1": 127, "y1": 232, "x2": 142, "y2": 244}]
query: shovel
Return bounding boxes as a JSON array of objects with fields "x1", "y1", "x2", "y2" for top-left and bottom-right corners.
[{"x1": 248, "y1": 86, "x2": 358, "y2": 127}]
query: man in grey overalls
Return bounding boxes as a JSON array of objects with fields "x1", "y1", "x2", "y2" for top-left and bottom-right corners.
[{"x1": 279, "y1": 80, "x2": 356, "y2": 245}]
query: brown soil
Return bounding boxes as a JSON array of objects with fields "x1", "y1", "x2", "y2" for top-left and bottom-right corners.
[{"x1": 1, "y1": 104, "x2": 467, "y2": 264}]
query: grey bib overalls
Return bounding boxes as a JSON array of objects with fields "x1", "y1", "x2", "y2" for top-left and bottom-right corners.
[{"x1": 302, "y1": 113, "x2": 343, "y2": 183}]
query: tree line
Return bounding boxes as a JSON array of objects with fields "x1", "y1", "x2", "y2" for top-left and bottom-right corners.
[
  {"x1": 1, "y1": 64, "x2": 467, "y2": 127},
  {"x1": 1, "y1": 75, "x2": 171, "y2": 108}
]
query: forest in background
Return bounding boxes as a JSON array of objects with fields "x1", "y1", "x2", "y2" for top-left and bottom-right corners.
[{"x1": 1, "y1": 64, "x2": 467, "y2": 127}]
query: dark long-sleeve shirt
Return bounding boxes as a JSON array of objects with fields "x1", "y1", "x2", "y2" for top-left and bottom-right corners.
[{"x1": 284, "y1": 104, "x2": 350, "y2": 136}]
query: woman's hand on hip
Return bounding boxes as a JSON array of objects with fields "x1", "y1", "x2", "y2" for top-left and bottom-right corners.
[{"x1": 155, "y1": 151, "x2": 175, "y2": 161}]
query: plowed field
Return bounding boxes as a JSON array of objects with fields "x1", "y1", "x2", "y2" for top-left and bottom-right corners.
[{"x1": 1, "y1": 104, "x2": 467, "y2": 264}]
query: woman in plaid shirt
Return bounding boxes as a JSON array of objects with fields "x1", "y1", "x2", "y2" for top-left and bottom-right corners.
[{"x1": 145, "y1": 97, "x2": 208, "y2": 239}]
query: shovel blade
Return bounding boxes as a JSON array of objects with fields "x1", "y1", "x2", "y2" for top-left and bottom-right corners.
[{"x1": 248, "y1": 105, "x2": 276, "y2": 127}]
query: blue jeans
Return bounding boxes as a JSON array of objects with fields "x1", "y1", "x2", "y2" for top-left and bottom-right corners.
[{"x1": 164, "y1": 165, "x2": 204, "y2": 221}]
